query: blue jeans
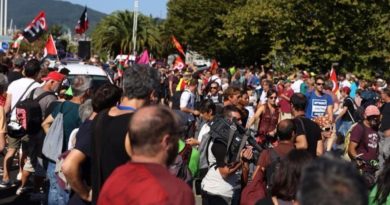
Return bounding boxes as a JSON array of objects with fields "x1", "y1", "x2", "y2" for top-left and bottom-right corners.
[
  {"x1": 47, "y1": 161, "x2": 69, "y2": 205},
  {"x1": 338, "y1": 120, "x2": 353, "y2": 139}
]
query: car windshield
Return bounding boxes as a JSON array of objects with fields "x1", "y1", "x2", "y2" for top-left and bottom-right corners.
[{"x1": 67, "y1": 75, "x2": 111, "y2": 91}]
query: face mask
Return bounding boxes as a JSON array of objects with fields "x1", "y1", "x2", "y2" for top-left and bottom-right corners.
[{"x1": 368, "y1": 116, "x2": 380, "y2": 130}]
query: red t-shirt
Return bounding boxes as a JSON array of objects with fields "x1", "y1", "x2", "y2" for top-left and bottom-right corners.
[
  {"x1": 257, "y1": 142, "x2": 295, "y2": 169},
  {"x1": 279, "y1": 88, "x2": 294, "y2": 113},
  {"x1": 0, "y1": 95, "x2": 6, "y2": 107},
  {"x1": 98, "y1": 162, "x2": 195, "y2": 205}
]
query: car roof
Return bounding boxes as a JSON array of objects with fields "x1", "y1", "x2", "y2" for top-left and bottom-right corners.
[{"x1": 60, "y1": 63, "x2": 107, "y2": 76}]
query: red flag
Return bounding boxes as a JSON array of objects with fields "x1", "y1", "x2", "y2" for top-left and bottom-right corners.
[
  {"x1": 173, "y1": 56, "x2": 185, "y2": 70},
  {"x1": 44, "y1": 34, "x2": 57, "y2": 57},
  {"x1": 22, "y1": 11, "x2": 48, "y2": 42},
  {"x1": 209, "y1": 59, "x2": 218, "y2": 73},
  {"x1": 75, "y1": 7, "x2": 89, "y2": 34},
  {"x1": 171, "y1": 35, "x2": 185, "y2": 57},
  {"x1": 330, "y1": 67, "x2": 339, "y2": 94}
]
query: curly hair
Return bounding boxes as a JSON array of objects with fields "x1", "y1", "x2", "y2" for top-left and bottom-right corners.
[{"x1": 122, "y1": 64, "x2": 160, "y2": 100}]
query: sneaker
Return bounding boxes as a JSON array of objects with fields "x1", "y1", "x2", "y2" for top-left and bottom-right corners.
[
  {"x1": 16, "y1": 186, "x2": 28, "y2": 195},
  {"x1": 16, "y1": 172, "x2": 22, "y2": 181},
  {"x1": 0, "y1": 180, "x2": 12, "y2": 188}
]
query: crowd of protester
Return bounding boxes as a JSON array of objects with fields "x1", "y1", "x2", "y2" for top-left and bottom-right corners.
[{"x1": 0, "y1": 50, "x2": 389, "y2": 205}]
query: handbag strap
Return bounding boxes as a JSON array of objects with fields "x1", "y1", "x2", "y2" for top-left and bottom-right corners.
[
  {"x1": 9, "y1": 81, "x2": 37, "y2": 114},
  {"x1": 345, "y1": 97, "x2": 357, "y2": 123}
]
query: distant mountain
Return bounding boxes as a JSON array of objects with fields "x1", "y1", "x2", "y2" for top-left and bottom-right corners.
[{"x1": 8, "y1": 0, "x2": 106, "y2": 33}]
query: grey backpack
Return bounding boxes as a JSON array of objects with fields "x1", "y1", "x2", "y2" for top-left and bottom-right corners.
[
  {"x1": 198, "y1": 131, "x2": 213, "y2": 171},
  {"x1": 42, "y1": 103, "x2": 64, "y2": 162}
]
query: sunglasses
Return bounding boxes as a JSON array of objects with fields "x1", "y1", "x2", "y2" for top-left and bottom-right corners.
[
  {"x1": 211, "y1": 87, "x2": 218, "y2": 89},
  {"x1": 316, "y1": 82, "x2": 324, "y2": 86},
  {"x1": 268, "y1": 96, "x2": 277, "y2": 100}
]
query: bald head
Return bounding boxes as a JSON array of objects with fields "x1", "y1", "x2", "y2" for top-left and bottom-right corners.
[
  {"x1": 129, "y1": 106, "x2": 179, "y2": 157},
  {"x1": 276, "y1": 119, "x2": 296, "y2": 141}
]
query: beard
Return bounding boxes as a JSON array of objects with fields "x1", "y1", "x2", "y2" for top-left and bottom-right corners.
[{"x1": 166, "y1": 141, "x2": 179, "y2": 167}]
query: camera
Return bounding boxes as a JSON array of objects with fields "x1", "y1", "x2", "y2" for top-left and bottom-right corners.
[{"x1": 209, "y1": 117, "x2": 263, "y2": 165}]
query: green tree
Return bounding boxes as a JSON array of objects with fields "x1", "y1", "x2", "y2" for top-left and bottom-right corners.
[
  {"x1": 91, "y1": 10, "x2": 163, "y2": 57},
  {"x1": 167, "y1": 0, "x2": 390, "y2": 74},
  {"x1": 165, "y1": 0, "x2": 246, "y2": 65},
  {"x1": 49, "y1": 24, "x2": 64, "y2": 39}
]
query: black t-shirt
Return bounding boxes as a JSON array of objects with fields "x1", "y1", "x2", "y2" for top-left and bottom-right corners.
[
  {"x1": 342, "y1": 97, "x2": 355, "y2": 122},
  {"x1": 45, "y1": 101, "x2": 61, "y2": 118},
  {"x1": 211, "y1": 140, "x2": 228, "y2": 168},
  {"x1": 256, "y1": 197, "x2": 293, "y2": 205},
  {"x1": 380, "y1": 102, "x2": 390, "y2": 132},
  {"x1": 293, "y1": 117, "x2": 322, "y2": 157},
  {"x1": 256, "y1": 197, "x2": 274, "y2": 205},
  {"x1": 69, "y1": 119, "x2": 93, "y2": 205},
  {"x1": 91, "y1": 110, "x2": 133, "y2": 205},
  {"x1": 7, "y1": 71, "x2": 23, "y2": 84}
]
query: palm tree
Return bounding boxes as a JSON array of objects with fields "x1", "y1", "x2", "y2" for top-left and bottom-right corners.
[{"x1": 92, "y1": 10, "x2": 163, "y2": 57}]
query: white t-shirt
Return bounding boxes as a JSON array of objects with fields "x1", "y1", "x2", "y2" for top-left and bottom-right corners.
[
  {"x1": 201, "y1": 140, "x2": 239, "y2": 198},
  {"x1": 259, "y1": 90, "x2": 267, "y2": 105},
  {"x1": 340, "y1": 80, "x2": 351, "y2": 88},
  {"x1": 179, "y1": 90, "x2": 195, "y2": 109},
  {"x1": 291, "y1": 79, "x2": 303, "y2": 93},
  {"x1": 7, "y1": 78, "x2": 40, "y2": 120},
  {"x1": 197, "y1": 123, "x2": 210, "y2": 143}
]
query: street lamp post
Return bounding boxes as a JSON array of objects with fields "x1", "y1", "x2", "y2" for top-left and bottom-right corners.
[
  {"x1": 4, "y1": 0, "x2": 7, "y2": 35},
  {"x1": 132, "y1": 0, "x2": 139, "y2": 54}
]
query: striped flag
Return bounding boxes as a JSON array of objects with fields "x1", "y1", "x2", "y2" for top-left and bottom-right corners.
[{"x1": 75, "y1": 7, "x2": 89, "y2": 34}]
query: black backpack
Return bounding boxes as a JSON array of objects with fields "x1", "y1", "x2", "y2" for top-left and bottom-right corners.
[
  {"x1": 15, "y1": 89, "x2": 55, "y2": 135},
  {"x1": 169, "y1": 143, "x2": 193, "y2": 186},
  {"x1": 171, "y1": 90, "x2": 184, "y2": 110},
  {"x1": 265, "y1": 148, "x2": 282, "y2": 195}
]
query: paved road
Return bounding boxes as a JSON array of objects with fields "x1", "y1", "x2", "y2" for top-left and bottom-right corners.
[{"x1": 0, "y1": 154, "x2": 42, "y2": 205}]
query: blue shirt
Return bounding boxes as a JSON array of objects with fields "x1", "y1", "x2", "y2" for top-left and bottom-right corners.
[
  {"x1": 350, "y1": 82, "x2": 358, "y2": 99},
  {"x1": 305, "y1": 91, "x2": 334, "y2": 119}
]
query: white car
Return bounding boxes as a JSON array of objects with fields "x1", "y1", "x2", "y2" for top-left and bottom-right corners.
[{"x1": 59, "y1": 63, "x2": 113, "y2": 90}]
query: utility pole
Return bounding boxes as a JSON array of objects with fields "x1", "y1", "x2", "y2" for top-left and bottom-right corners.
[
  {"x1": 0, "y1": 0, "x2": 8, "y2": 36},
  {"x1": 0, "y1": 0, "x2": 3, "y2": 35},
  {"x1": 4, "y1": 0, "x2": 7, "y2": 35},
  {"x1": 132, "y1": 0, "x2": 139, "y2": 54}
]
